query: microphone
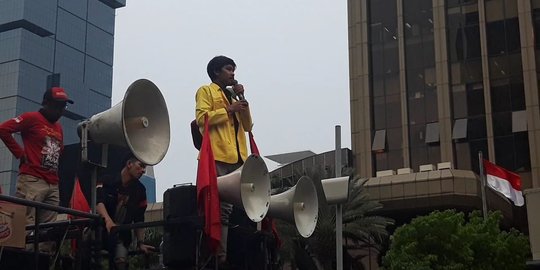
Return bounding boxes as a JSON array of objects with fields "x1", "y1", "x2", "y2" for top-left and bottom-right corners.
[{"x1": 229, "y1": 80, "x2": 245, "y2": 100}]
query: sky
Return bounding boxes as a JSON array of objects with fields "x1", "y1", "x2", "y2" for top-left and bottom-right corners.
[{"x1": 111, "y1": 1, "x2": 351, "y2": 202}]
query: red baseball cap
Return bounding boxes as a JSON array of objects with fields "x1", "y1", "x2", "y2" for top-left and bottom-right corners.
[{"x1": 43, "y1": 87, "x2": 74, "y2": 104}]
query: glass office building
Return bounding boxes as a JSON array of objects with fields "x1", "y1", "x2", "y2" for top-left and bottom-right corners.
[
  {"x1": 0, "y1": 0, "x2": 126, "y2": 194},
  {"x1": 348, "y1": 0, "x2": 540, "y2": 263}
]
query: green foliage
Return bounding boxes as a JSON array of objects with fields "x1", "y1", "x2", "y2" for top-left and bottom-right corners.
[{"x1": 383, "y1": 210, "x2": 530, "y2": 270}]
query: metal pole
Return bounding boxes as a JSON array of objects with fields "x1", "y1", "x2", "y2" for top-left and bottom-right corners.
[
  {"x1": 335, "y1": 125, "x2": 343, "y2": 270},
  {"x1": 478, "y1": 151, "x2": 487, "y2": 219}
]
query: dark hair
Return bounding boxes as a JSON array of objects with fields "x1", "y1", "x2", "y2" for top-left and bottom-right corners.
[
  {"x1": 122, "y1": 152, "x2": 140, "y2": 167},
  {"x1": 206, "y1": 55, "x2": 236, "y2": 81}
]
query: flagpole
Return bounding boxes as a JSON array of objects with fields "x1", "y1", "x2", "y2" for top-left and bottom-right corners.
[{"x1": 478, "y1": 151, "x2": 487, "y2": 219}]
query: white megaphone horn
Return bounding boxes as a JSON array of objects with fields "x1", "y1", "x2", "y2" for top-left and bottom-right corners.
[
  {"x1": 268, "y1": 176, "x2": 319, "y2": 238},
  {"x1": 217, "y1": 154, "x2": 271, "y2": 222},
  {"x1": 79, "y1": 79, "x2": 170, "y2": 165}
]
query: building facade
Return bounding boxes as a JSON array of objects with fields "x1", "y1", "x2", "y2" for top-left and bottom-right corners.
[
  {"x1": 349, "y1": 0, "x2": 540, "y2": 189},
  {"x1": 0, "y1": 0, "x2": 126, "y2": 194},
  {"x1": 348, "y1": 0, "x2": 540, "y2": 261}
]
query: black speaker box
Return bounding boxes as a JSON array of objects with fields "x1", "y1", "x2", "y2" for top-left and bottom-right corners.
[{"x1": 162, "y1": 184, "x2": 198, "y2": 268}]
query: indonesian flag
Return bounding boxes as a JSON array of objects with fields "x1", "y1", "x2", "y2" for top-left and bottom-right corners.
[
  {"x1": 196, "y1": 115, "x2": 221, "y2": 254},
  {"x1": 483, "y1": 160, "x2": 524, "y2": 206}
]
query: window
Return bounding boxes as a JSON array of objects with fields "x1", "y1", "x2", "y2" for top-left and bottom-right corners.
[
  {"x1": 453, "y1": 119, "x2": 468, "y2": 139},
  {"x1": 512, "y1": 110, "x2": 527, "y2": 133},
  {"x1": 425, "y1": 122, "x2": 440, "y2": 143},
  {"x1": 372, "y1": 130, "x2": 386, "y2": 152}
]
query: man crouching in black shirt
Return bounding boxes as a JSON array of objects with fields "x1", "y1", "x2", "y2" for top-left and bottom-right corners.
[{"x1": 96, "y1": 153, "x2": 155, "y2": 270}]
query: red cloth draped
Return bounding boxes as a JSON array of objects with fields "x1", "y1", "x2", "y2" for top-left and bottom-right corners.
[
  {"x1": 69, "y1": 178, "x2": 90, "y2": 254},
  {"x1": 196, "y1": 116, "x2": 221, "y2": 253}
]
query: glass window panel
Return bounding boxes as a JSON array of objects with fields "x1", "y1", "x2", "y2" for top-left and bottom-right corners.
[
  {"x1": 506, "y1": 18, "x2": 521, "y2": 53},
  {"x1": 373, "y1": 76, "x2": 384, "y2": 97},
  {"x1": 425, "y1": 122, "x2": 440, "y2": 143},
  {"x1": 387, "y1": 127, "x2": 402, "y2": 150},
  {"x1": 490, "y1": 79, "x2": 511, "y2": 112},
  {"x1": 411, "y1": 147, "x2": 428, "y2": 171},
  {"x1": 463, "y1": 4, "x2": 479, "y2": 25},
  {"x1": 464, "y1": 25, "x2": 481, "y2": 59},
  {"x1": 384, "y1": 47, "x2": 399, "y2": 75},
  {"x1": 467, "y1": 83, "x2": 485, "y2": 116},
  {"x1": 508, "y1": 53, "x2": 523, "y2": 76},
  {"x1": 504, "y1": 0, "x2": 518, "y2": 19},
  {"x1": 428, "y1": 145, "x2": 441, "y2": 164},
  {"x1": 423, "y1": 41, "x2": 435, "y2": 67},
  {"x1": 493, "y1": 112, "x2": 512, "y2": 137},
  {"x1": 489, "y1": 55, "x2": 509, "y2": 79},
  {"x1": 371, "y1": 46, "x2": 384, "y2": 76},
  {"x1": 386, "y1": 94, "x2": 402, "y2": 128},
  {"x1": 511, "y1": 81, "x2": 525, "y2": 111},
  {"x1": 486, "y1": 0, "x2": 504, "y2": 22},
  {"x1": 447, "y1": 7, "x2": 463, "y2": 29},
  {"x1": 451, "y1": 63, "x2": 463, "y2": 84},
  {"x1": 424, "y1": 67, "x2": 436, "y2": 87},
  {"x1": 487, "y1": 21, "x2": 506, "y2": 55},
  {"x1": 385, "y1": 75, "x2": 400, "y2": 95},
  {"x1": 448, "y1": 28, "x2": 462, "y2": 62},
  {"x1": 454, "y1": 142, "x2": 472, "y2": 170},
  {"x1": 494, "y1": 136, "x2": 515, "y2": 170},
  {"x1": 409, "y1": 97, "x2": 426, "y2": 125},
  {"x1": 468, "y1": 116, "x2": 487, "y2": 139},
  {"x1": 409, "y1": 124, "x2": 425, "y2": 147},
  {"x1": 453, "y1": 85, "x2": 467, "y2": 119},
  {"x1": 388, "y1": 149, "x2": 403, "y2": 169},
  {"x1": 372, "y1": 129, "x2": 387, "y2": 152},
  {"x1": 405, "y1": 41, "x2": 424, "y2": 69},
  {"x1": 407, "y1": 69, "x2": 425, "y2": 94},
  {"x1": 463, "y1": 60, "x2": 482, "y2": 83},
  {"x1": 514, "y1": 133, "x2": 531, "y2": 172},
  {"x1": 425, "y1": 89, "x2": 438, "y2": 123},
  {"x1": 453, "y1": 118, "x2": 468, "y2": 139},
  {"x1": 373, "y1": 96, "x2": 386, "y2": 129},
  {"x1": 512, "y1": 110, "x2": 527, "y2": 133},
  {"x1": 375, "y1": 152, "x2": 389, "y2": 171}
]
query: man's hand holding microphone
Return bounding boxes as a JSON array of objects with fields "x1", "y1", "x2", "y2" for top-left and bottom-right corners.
[{"x1": 227, "y1": 80, "x2": 249, "y2": 114}]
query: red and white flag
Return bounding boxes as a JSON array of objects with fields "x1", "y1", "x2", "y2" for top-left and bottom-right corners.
[{"x1": 483, "y1": 160, "x2": 524, "y2": 206}]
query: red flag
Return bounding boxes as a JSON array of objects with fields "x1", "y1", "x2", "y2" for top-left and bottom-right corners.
[
  {"x1": 483, "y1": 160, "x2": 524, "y2": 206},
  {"x1": 196, "y1": 116, "x2": 221, "y2": 253},
  {"x1": 249, "y1": 132, "x2": 260, "y2": 156},
  {"x1": 69, "y1": 178, "x2": 90, "y2": 254},
  {"x1": 70, "y1": 178, "x2": 90, "y2": 216},
  {"x1": 249, "y1": 131, "x2": 281, "y2": 247}
]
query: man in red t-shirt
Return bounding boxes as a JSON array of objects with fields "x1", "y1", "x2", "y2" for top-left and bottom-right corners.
[{"x1": 0, "y1": 87, "x2": 73, "y2": 232}]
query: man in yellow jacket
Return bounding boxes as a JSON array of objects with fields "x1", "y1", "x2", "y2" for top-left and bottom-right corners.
[{"x1": 195, "y1": 55, "x2": 252, "y2": 265}]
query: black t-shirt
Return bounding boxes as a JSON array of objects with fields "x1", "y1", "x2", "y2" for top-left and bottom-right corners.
[{"x1": 96, "y1": 174, "x2": 147, "y2": 245}]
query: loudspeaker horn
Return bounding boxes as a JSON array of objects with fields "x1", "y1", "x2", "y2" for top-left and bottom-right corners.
[
  {"x1": 217, "y1": 154, "x2": 271, "y2": 222},
  {"x1": 83, "y1": 79, "x2": 170, "y2": 165},
  {"x1": 268, "y1": 176, "x2": 318, "y2": 238}
]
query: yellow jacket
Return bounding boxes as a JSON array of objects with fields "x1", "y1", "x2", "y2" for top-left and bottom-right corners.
[{"x1": 195, "y1": 83, "x2": 252, "y2": 164}]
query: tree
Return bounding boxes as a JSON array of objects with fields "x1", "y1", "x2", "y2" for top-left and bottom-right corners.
[{"x1": 383, "y1": 210, "x2": 530, "y2": 270}]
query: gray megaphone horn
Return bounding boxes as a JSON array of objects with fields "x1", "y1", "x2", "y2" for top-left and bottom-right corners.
[
  {"x1": 268, "y1": 176, "x2": 319, "y2": 238},
  {"x1": 79, "y1": 79, "x2": 170, "y2": 165},
  {"x1": 217, "y1": 154, "x2": 271, "y2": 222}
]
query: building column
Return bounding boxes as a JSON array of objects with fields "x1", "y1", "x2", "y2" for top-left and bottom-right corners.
[
  {"x1": 433, "y1": 0, "x2": 454, "y2": 163},
  {"x1": 518, "y1": 0, "x2": 540, "y2": 188},
  {"x1": 396, "y1": 0, "x2": 411, "y2": 168},
  {"x1": 348, "y1": 0, "x2": 373, "y2": 177}
]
